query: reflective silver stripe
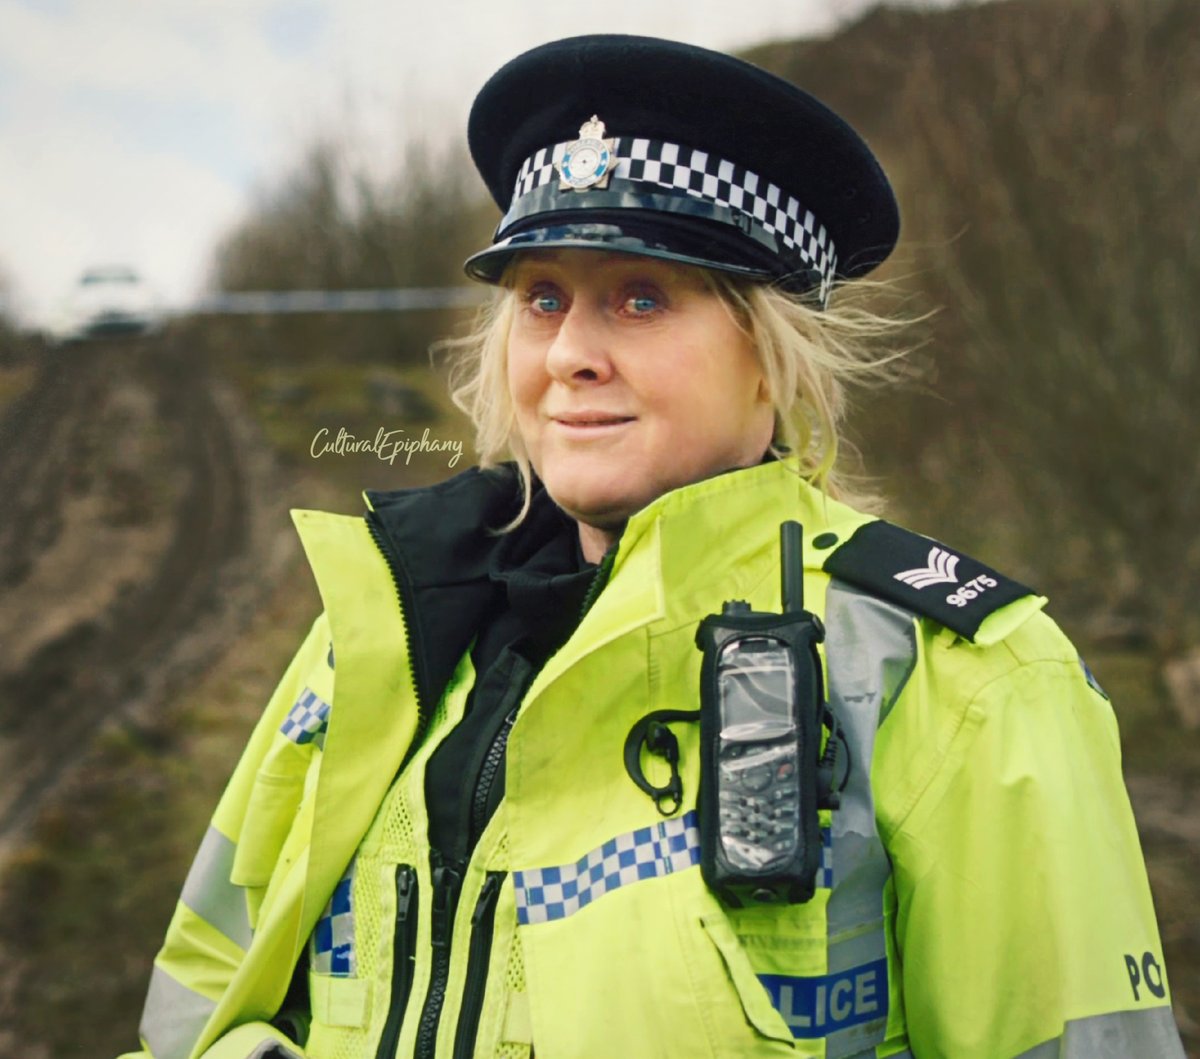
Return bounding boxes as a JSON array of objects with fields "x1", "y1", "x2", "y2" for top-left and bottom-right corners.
[
  {"x1": 139, "y1": 965, "x2": 216, "y2": 1059},
  {"x1": 822, "y1": 583, "x2": 917, "y2": 1059},
  {"x1": 180, "y1": 826, "x2": 253, "y2": 950},
  {"x1": 1016, "y1": 1007, "x2": 1186, "y2": 1058}
]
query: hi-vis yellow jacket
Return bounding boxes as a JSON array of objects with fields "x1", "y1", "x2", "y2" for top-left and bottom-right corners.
[{"x1": 121, "y1": 460, "x2": 1184, "y2": 1059}]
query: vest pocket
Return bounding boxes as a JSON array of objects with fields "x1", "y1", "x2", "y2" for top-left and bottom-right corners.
[
  {"x1": 309, "y1": 972, "x2": 370, "y2": 1028},
  {"x1": 700, "y1": 911, "x2": 796, "y2": 1045}
]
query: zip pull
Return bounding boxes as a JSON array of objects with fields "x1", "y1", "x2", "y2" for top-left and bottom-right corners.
[
  {"x1": 431, "y1": 861, "x2": 463, "y2": 950},
  {"x1": 396, "y1": 864, "x2": 416, "y2": 919},
  {"x1": 471, "y1": 873, "x2": 504, "y2": 927}
]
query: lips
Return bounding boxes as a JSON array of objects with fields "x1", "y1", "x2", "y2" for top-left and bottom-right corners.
[{"x1": 550, "y1": 411, "x2": 636, "y2": 427}]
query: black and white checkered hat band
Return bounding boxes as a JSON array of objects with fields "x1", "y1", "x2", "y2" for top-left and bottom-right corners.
[{"x1": 506, "y1": 137, "x2": 837, "y2": 301}]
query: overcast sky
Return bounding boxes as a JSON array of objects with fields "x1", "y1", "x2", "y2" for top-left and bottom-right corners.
[{"x1": 0, "y1": 0, "x2": 968, "y2": 325}]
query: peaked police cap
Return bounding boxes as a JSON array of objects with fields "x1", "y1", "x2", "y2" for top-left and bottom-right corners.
[{"x1": 464, "y1": 34, "x2": 899, "y2": 306}]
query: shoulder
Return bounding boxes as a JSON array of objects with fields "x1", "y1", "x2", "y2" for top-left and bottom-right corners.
[
  {"x1": 818, "y1": 517, "x2": 1047, "y2": 647},
  {"x1": 826, "y1": 523, "x2": 1110, "y2": 838}
]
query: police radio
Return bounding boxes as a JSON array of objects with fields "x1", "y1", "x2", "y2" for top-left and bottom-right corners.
[{"x1": 695, "y1": 521, "x2": 838, "y2": 907}]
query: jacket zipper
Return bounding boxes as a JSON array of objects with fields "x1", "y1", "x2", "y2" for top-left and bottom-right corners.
[
  {"x1": 413, "y1": 853, "x2": 463, "y2": 1059},
  {"x1": 365, "y1": 512, "x2": 611, "y2": 1058},
  {"x1": 469, "y1": 704, "x2": 519, "y2": 843},
  {"x1": 411, "y1": 693, "x2": 518, "y2": 1059},
  {"x1": 374, "y1": 864, "x2": 418, "y2": 1059},
  {"x1": 578, "y1": 546, "x2": 616, "y2": 620},
  {"x1": 365, "y1": 510, "x2": 434, "y2": 771},
  {"x1": 437, "y1": 554, "x2": 608, "y2": 1057},
  {"x1": 451, "y1": 872, "x2": 506, "y2": 1059}
]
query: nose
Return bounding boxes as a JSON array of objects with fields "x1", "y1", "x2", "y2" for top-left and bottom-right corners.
[{"x1": 544, "y1": 301, "x2": 614, "y2": 385}]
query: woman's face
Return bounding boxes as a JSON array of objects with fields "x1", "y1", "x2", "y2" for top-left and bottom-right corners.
[{"x1": 507, "y1": 250, "x2": 775, "y2": 540}]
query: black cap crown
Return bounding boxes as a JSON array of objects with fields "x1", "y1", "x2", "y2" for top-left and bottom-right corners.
[{"x1": 465, "y1": 34, "x2": 899, "y2": 305}]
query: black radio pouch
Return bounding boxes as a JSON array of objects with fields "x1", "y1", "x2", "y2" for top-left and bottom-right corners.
[{"x1": 693, "y1": 522, "x2": 830, "y2": 907}]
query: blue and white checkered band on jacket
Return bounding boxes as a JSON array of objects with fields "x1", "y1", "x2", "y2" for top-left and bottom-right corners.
[
  {"x1": 502, "y1": 137, "x2": 838, "y2": 305},
  {"x1": 513, "y1": 812, "x2": 835, "y2": 928},
  {"x1": 279, "y1": 687, "x2": 331, "y2": 748},
  {"x1": 514, "y1": 812, "x2": 702, "y2": 925},
  {"x1": 311, "y1": 860, "x2": 356, "y2": 976}
]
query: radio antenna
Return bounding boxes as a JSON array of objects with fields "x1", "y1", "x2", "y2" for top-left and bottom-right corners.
[{"x1": 781, "y1": 520, "x2": 804, "y2": 613}]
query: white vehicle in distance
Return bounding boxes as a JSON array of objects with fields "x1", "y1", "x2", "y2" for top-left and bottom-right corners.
[{"x1": 48, "y1": 265, "x2": 164, "y2": 343}]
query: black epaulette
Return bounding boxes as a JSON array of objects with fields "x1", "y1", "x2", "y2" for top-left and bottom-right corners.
[{"x1": 819, "y1": 520, "x2": 1037, "y2": 643}]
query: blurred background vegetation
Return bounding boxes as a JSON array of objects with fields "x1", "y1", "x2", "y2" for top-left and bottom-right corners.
[{"x1": 0, "y1": 0, "x2": 1196, "y2": 1053}]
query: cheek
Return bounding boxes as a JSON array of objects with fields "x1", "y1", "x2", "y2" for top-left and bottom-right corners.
[
  {"x1": 680, "y1": 345, "x2": 766, "y2": 425},
  {"x1": 728, "y1": 347, "x2": 772, "y2": 422},
  {"x1": 506, "y1": 351, "x2": 553, "y2": 469},
  {"x1": 506, "y1": 342, "x2": 540, "y2": 418}
]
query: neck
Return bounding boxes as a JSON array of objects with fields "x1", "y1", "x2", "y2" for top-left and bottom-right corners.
[{"x1": 577, "y1": 521, "x2": 618, "y2": 564}]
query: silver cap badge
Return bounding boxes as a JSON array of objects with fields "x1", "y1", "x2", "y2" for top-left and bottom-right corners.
[{"x1": 556, "y1": 116, "x2": 615, "y2": 191}]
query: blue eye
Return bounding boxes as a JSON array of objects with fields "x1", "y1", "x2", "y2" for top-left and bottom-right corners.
[
  {"x1": 624, "y1": 293, "x2": 661, "y2": 314},
  {"x1": 532, "y1": 292, "x2": 562, "y2": 313}
]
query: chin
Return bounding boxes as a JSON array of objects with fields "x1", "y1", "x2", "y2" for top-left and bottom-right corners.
[{"x1": 549, "y1": 491, "x2": 640, "y2": 530}]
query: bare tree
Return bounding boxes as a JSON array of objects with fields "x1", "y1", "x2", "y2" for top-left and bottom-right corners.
[{"x1": 212, "y1": 138, "x2": 492, "y2": 293}]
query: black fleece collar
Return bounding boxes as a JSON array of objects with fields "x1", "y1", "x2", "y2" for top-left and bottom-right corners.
[
  {"x1": 364, "y1": 465, "x2": 596, "y2": 714},
  {"x1": 488, "y1": 489, "x2": 596, "y2": 656}
]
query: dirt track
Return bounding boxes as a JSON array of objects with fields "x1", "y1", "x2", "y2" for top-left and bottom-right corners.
[{"x1": 0, "y1": 335, "x2": 289, "y2": 854}]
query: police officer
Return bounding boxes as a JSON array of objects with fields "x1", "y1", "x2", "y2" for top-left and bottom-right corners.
[{"x1": 122, "y1": 34, "x2": 1185, "y2": 1059}]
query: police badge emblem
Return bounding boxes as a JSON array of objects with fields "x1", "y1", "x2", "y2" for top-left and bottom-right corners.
[{"x1": 557, "y1": 116, "x2": 615, "y2": 190}]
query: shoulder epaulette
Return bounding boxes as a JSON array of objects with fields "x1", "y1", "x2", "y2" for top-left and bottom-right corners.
[{"x1": 821, "y1": 520, "x2": 1037, "y2": 643}]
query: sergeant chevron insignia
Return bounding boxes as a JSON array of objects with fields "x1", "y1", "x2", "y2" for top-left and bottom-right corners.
[
  {"x1": 822, "y1": 521, "x2": 1036, "y2": 642},
  {"x1": 894, "y1": 547, "x2": 960, "y2": 589}
]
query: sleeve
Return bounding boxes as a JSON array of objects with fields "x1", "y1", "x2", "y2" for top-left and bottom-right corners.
[
  {"x1": 119, "y1": 612, "x2": 334, "y2": 1059},
  {"x1": 888, "y1": 646, "x2": 1186, "y2": 1058}
]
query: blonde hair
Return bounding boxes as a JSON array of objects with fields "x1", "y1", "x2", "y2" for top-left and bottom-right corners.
[{"x1": 442, "y1": 266, "x2": 911, "y2": 524}]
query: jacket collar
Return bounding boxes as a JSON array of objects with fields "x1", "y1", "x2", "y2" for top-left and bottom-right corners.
[
  {"x1": 610, "y1": 458, "x2": 869, "y2": 625},
  {"x1": 320, "y1": 459, "x2": 871, "y2": 731},
  {"x1": 364, "y1": 465, "x2": 600, "y2": 714}
]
